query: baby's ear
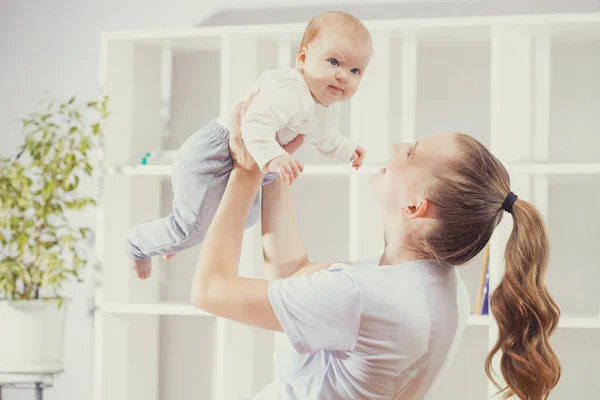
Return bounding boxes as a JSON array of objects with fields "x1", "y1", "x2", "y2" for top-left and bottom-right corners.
[{"x1": 296, "y1": 46, "x2": 308, "y2": 67}]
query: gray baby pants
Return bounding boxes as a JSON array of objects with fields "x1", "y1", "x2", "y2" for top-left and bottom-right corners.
[{"x1": 126, "y1": 119, "x2": 276, "y2": 260}]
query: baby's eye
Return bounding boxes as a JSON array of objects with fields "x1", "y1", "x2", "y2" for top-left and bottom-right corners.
[
  {"x1": 351, "y1": 68, "x2": 361, "y2": 75},
  {"x1": 329, "y1": 58, "x2": 339, "y2": 66}
]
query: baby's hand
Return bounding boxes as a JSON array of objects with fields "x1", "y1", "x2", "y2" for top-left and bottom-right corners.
[
  {"x1": 351, "y1": 145, "x2": 366, "y2": 170},
  {"x1": 266, "y1": 154, "x2": 303, "y2": 185}
]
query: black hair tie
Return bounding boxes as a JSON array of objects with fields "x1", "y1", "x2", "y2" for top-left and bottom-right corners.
[{"x1": 502, "y1": 191, "x2": 518, "y2": 214}]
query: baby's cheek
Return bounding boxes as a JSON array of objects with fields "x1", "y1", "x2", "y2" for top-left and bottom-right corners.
[{"x1": 346, "y1": 84, "x2": 359, "y2": 98}]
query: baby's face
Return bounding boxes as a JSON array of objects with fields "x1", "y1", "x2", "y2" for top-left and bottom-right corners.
[{"x1": 298, "y1": 27, "x2": 372, "y2": 106}]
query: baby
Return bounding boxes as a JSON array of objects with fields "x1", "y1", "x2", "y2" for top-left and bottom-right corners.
[{"x1": 127, "y1": 11, "x2": 373, "y2": 278}]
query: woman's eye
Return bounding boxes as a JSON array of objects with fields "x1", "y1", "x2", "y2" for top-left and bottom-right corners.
[
  {"x1": 329, "y1": 58, "x2": 339, "y2": 66},
  {"x1": 351, "y1": 68, "x2": 361, "y2": 75}
]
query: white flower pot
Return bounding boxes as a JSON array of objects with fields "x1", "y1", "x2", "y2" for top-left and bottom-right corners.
[{"x1": 0, "y1": 299, "x2": 68, "y2": 373}]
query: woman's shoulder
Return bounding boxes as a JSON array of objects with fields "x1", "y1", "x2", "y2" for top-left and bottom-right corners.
[
  {"x1": 348, "y1": 258, "x2": 380, "y2": 268},
  {"x1": 345, "y1": 257, "x2": 442, "y2": 273},
  {"x1": 340, "y1": 258, "x2": 461, "y2": 296}
]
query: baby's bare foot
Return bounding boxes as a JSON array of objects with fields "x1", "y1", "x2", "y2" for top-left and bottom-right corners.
[{"x1": 132, "y1": 259, "x2": 152, "y2": 280}]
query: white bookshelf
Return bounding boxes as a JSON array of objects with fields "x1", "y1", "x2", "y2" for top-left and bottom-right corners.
[
  {"x1": 96, "y1": 12, "x2": 600, "y2": 400},
  {"x1": 107, "y1": 162, "x2": 600, "y2": 177},
  {"x1": 96, "y1": 301, "x2": 213, "y2": 317}
]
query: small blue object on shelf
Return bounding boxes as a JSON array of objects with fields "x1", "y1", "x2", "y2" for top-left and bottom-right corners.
[{"x1": 140, "y1": 151, "x2": 177, "y2": 166}]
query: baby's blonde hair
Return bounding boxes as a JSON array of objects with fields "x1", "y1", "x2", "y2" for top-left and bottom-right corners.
[{"x1": 299, "y1": 11, "x2": 372, "y2": 50}]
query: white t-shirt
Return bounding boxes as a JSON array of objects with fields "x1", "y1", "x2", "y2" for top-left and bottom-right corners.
[
  {"x1": 251, "y1": 258, "x2": 470, "y2": 400},
  {"x1": 216, "y1": 67, "x2": 358, "y2": 171}
]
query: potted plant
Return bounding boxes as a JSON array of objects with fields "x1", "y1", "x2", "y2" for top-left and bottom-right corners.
[{"x1": 0, "y1": 96, "x2": 107, "y2": 373}]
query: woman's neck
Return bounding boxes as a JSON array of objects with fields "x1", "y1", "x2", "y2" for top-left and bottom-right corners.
[{"x1": 379, "y1": 226, "x2": 423, "y2": 266}]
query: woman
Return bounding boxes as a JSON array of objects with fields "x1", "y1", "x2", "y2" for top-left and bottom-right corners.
[{"x1": 190, "y1": 96, "x2": 561, "y2": 399}]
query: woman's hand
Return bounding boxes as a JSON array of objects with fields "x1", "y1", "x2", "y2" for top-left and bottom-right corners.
[{"x1": 229, "y1": 90, "x2": 261, "y2": 173}]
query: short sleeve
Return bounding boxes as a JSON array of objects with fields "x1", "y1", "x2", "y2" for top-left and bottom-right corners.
[{"x1": 268, "y1": 265, "x2": 362, "y2": 354}]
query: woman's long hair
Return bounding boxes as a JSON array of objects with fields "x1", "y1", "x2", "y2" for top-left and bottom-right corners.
[{"x1": 422, "y1": 133, "x2": 561, "y2": 399}]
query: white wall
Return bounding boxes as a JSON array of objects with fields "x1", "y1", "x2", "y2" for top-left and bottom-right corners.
[
  {"x1": 2, "y1": 1, "x2": 599, "y2": 399},
  {"x1": 0, "y1": 2, "x2": 222, "y2": 399}
]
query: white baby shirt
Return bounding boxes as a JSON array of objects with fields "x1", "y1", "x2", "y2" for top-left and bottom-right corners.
[
  {"x1": 250, "y1": 258, "x2": 470, "y2": 400},
  {"x1": 216, "y1": 67, "x2": 358, "y2": 171}
]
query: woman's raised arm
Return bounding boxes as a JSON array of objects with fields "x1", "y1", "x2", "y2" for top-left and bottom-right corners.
[
  {"x1": 261, "y1": 139, "x2": 349, "y2": 279},
  {"x1": 261, "y1": 173, "x2": 309, "y2": 279}
]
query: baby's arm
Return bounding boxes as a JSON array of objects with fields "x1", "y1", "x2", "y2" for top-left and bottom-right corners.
[
  {"x1": 241, "y1": 84, "x2": 305, "y2": 183},
  {"x1": 311, "y1": 130, "x2": 363, "y2": 167},
  {"x1": 309, "y1": 105, "x2": 364, "y2": 168}
]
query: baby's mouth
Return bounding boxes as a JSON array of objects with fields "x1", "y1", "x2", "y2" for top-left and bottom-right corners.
[{"x1": 328, "y1": 85, "x2": 343, "y2": 94}]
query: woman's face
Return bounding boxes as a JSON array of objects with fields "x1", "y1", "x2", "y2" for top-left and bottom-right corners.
[{"x1": 369, "y1": 133, "x2": 459, "y2": 213}]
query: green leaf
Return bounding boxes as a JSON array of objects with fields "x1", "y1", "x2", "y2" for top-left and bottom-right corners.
[
  {"x1": 43, "y1": 241, "x2": 59, "y2": 250},
  {"x1": 80, "y1": 137, "x2": 90, "y2": 153},
  {"x1": 17, "y1": 234, "x2": 28, "y2": 252},
  {"x1": 79, "y1": 227, "x2": 91, "y2": 238},
  {"x1": 68, "y1": 97, "x2": 75, "y2": 105},
  {"x1": 22, "y1": 270, "x2": 33, "y2": 286}
]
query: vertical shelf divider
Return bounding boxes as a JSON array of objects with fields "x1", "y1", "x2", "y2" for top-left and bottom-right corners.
[
  {"x1": 400, "y1": 37, "x2": 417, "y2": 144},
  {"x1": 215, "y1": 34, "x2": 274, "y2": 400},
  {"x1": 278, "y1": 41, "x2": 293, "y2": 69},
  {"x1": 488, "y1": 24, "x2": 534, "y2": 398},
  {"x1": 349, "y1": 34, "x2": 391, "y2": 260},
  {"x1": 97, "y1": 39, "x2": 163, "y2": 400},
  {"x1": 533, "y1": 38, "x2": 551, "y2": 221}
]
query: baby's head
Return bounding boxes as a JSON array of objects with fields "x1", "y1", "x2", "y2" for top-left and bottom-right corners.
[{"x1": 296, "y1": 11, "x2": 372, "y2": 106}]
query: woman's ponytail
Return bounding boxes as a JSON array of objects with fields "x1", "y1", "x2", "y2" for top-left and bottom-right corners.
[{"x1": 485, "y1": 199, "x2": 561, "y2": 399}]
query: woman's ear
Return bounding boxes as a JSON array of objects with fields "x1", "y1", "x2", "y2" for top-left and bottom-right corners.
[
  {"x1": 401, "y1": 199, "x2": 430, "y2": 219},
  {"x1": 296, "y1": 46, "x2": 308, "y2": 69}
]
